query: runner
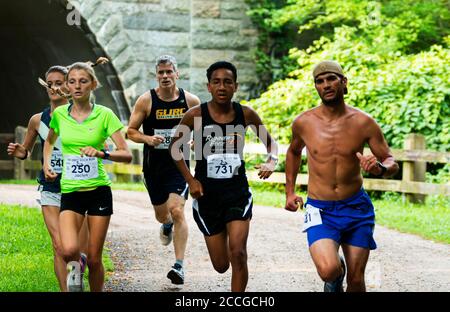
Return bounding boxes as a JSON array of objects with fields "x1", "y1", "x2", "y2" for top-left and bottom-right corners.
[
  {"x1": 284, "y1": 60, "x2": 399, "y2": 292},
  {"x1": 7, "y1": 65, "x2": 89, "y2": 291},
  {"x1": 127, "y1": 55, "x2": 201, "y2": 285},
  {"x1": 170, "y1": 61, "x2": 278, "y2": 291},
  {"x1": 43, "y1": 62, "x2": 132, "y2": 292}
]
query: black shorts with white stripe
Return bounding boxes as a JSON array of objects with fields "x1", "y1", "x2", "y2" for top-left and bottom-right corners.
[{"x1": 192, "y1": 187, "x2": 253, "y2": 236}]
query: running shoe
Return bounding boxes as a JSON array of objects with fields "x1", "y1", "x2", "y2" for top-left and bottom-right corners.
[
  {"x1": 167, "y1": 263, "x2": 184, "y2": 285},
  {"x1": 160, "y1": 223, "x2": 173, "y2": 246},
  {"x1": 324, "y1": 255, "x2": 346, "y2": 292},
  {"x1": 67, "y1": 260, "x2": 82, "y2": 292},
  {"x1": 79, "y1": 253, "x2": 87, "y2": 292}
]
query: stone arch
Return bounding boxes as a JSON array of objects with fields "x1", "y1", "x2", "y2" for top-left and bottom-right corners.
[{"x1": 0, "y1": 0, "x2": 130, "y2": 137}]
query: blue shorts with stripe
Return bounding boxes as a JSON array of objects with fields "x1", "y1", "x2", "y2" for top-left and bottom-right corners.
[
  {"x1": 193, "y1": 187, "x2": 253, "y2": 236},
  {"x1": 305, "y1": 188, "x2": 377, "y2": 250}
]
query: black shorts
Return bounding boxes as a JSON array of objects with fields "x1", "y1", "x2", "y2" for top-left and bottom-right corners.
[
  {"x1": 192, "y1": 187, "x2": 253, "y2": 236},
  {"x1": 143, "y1": 166, "x2": 188, "y2": 206},
  {"x1": 60, "y1": 185, "x2": 113, "y2": 216}
]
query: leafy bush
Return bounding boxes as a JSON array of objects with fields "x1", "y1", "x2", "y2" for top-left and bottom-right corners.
[{"x1": 244, "y1": 0, "x2": 450, "y2": 152}]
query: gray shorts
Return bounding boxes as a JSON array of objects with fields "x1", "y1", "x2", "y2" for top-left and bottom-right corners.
[{"x1": 37, "y1": 191, "x2": 61, "y2": 207}]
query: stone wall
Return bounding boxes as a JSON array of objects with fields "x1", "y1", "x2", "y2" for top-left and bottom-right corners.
[{"x1": 69, "y1": 0, "x2": 258, "y2": 107}]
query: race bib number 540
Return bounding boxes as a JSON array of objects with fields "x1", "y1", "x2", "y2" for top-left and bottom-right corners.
[
  {"x1": 50, "y1": 150, "x2": 63, "y2": 173},
  {"x1": 65, "y1": 155, "x2": 99, "y2": 180}
]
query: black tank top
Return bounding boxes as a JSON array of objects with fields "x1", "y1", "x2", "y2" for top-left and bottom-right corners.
[
  {"x1": 37, "y1": 107, "x2": 62, "y2": 192},
  {"x1": 142, "y1": 88, "x2": 189, "y2": 171},
  {"x1": 194, "y1": 102, "x2": 248, "y2": 193}
]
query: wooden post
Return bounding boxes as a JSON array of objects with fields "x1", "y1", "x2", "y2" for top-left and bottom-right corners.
[
  {"x1": 131, "y1": 148, "x2": 141, "y2": 182},
  {"x1": 403, "y1": 133, "x2": 426, "y2": 203},
  {"x1": 14, "y1": 126, "x2": 28, "y2": 180}
]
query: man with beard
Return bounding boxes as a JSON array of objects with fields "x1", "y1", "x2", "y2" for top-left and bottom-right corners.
[{"x1": 284, "y1": 60, "x2": 398, "y2": 292}]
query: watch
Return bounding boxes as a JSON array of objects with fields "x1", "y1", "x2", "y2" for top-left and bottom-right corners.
[
  {"x1": 268, "y1": 153, "x2": 279, "y2": 163},
  {"x1": 101, "y1": 149, "x2": 110, "y2": 160},
  {"x1": 375, "y1": 161, "x2": 387, "y2": 177}
]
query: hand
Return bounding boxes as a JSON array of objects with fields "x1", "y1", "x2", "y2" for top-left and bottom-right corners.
[
  {"x1": 254, "y1": 161, "x2": 275, "y2": 180},
  {"x1": 80, "y1": 146, "x2": 101, "y2": 158},
  {"x1": 285, "y1": 193, "x2": 303, "y2": 212},
  {"x1": 43, "y1": 164, "x2": 58, "y2": 182},
  {"x1": 7, "y1": 143, "x2": 26, "y2": 159},
  {"x1": 188, "y1": 178, "x2": 204, "y2": 199},
  {"x1": 147, "y1": 135, "x2": 164, "y2": 147},
  {"x1": 356, "y1": 152, "x2": 383, "y2": 176}
]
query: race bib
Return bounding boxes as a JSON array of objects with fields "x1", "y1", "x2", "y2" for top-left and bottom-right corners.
[
  {"x1": 50, "y1": 150, "x2": 63, "y2": 174},
  {"x1": 154, "y1": 129, "x2": 176, "y2": 149},
  {"x1": 65, "y1": 155, "x2": 99, "y2": 180},
  {"x1": 207, "y1": 153, "x2": 241, "y2": 179},
  {"x1": 302, "y1": 204, "x2": 323, "y2": 232}
]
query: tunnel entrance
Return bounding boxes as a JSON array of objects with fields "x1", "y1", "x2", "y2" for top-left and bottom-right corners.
[
  {"x1": 0, "y1": 0, "x2": 130, "y2": 178},
  {"x1": 0, "y1": 0, "x2": 130, "y2": 135}
]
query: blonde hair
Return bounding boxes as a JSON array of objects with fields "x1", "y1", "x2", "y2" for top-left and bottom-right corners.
[{"x1": 66, "y1": 62, "x2": 100, "y2": 88}]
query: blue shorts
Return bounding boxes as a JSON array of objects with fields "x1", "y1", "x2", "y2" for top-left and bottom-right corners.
[{"x1": 305, "y1": 188, "x2": 377, "y2": 250}]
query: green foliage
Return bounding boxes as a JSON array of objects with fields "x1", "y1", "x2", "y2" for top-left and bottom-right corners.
[
  {"x1": 245, "y1": 0, "x2": 450, "y2": 152},
  {"x1": 426, "y1": 163, "x2": 450, "y2": 184}
]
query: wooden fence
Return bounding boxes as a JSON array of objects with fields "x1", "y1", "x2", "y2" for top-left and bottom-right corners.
[{"x1": 1, "y1": 127, "x2": 449, "y2": 202}]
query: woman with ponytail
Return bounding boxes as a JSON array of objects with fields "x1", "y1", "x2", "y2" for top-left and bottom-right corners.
[
  {"x1": 7, "y1": 65, "x2": 89, "y2": 291},
  {"x1": 43, "y1": 61, "x2": 132, "y2": 292}
]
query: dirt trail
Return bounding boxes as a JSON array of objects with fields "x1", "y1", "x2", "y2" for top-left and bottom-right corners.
[{"x1": 1, "y1": 184, "x2": 449, "y2": 292}]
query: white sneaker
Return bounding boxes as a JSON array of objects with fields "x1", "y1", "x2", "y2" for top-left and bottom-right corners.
[
  {"x1": 167, "y1": 263, "x2": 184, "y2": 285},
  {"x1": 67, "y1": 261, "x2": 82, "y2": 292},
  {"x1": 160, "y1": 223, "x2": 173, "y2": 246}
]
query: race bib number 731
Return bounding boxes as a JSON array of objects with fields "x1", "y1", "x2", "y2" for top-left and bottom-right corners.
[
  {"x1": 64, "y1": 155, "x2": 99, "y2": 180},
  {"x1": 207, "y1": 153, "x2": 241, "y2": 179}
]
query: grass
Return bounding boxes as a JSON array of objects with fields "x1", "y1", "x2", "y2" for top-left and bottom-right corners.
[
  {"x1": 0, "y1": 179, "x2": 36, "y2": 185},
  {"x1": 374, "y1": 193, "x2": 450, "y2": 244},
  {"x1": 0, "y1": 204, "x2": 113, "y2": 292}
]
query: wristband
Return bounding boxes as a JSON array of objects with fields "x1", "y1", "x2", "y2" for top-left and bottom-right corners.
[
  {"x1": 101, "y1": 149, "x2": 111, "y2": 160},
  {"x1": 19, "y1": 149, "x2": 29, "y2": 160},
  {"x1": 267, "y1": 153, "x2": 278, "y2": 162},
  {"x1": 375, "y1": 161, "x2": 387, "y2": 177}
]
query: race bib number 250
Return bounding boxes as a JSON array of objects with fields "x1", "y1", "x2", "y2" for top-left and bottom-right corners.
[{"x1": 64, "y1": 155, "x2": 99, "y2": 180}]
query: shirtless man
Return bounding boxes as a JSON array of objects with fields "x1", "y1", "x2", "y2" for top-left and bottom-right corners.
[{"x1": 285, "y1": 60, "x2": 399, "y2": 292}]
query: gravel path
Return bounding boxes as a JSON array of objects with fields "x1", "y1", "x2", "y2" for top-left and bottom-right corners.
[{"x1": 1, "y1": 184, "x2": 449, "y2": 292}]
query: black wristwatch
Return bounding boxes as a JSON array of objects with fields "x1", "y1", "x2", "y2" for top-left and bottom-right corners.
[
  {"x1": 375, "y1": 161, "x2": 387, "y2": 177},
  {"x1": 101, "y1": 149, "x2": 110, "y2": 160}
]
